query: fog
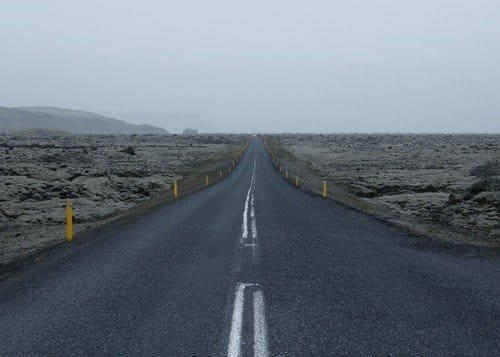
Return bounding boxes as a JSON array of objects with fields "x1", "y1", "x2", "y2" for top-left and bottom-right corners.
[{"x1": 1, "y1": 0, "x2": 499, "y2": 133}]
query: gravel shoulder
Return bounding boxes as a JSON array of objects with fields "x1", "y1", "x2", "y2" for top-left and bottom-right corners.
[
  {"x1": 264, "y1": 134, "x2": 499, "y2": 248},
  {"x1": 0, "y1": 133, "x2": 247, "y2": 270}
]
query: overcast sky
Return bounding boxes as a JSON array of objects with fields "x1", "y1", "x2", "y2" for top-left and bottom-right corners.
[{"x1": 1, "y1": 0, "x2": 499, "y2": 133}]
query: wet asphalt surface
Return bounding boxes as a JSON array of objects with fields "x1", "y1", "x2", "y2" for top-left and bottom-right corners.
[{"x1": 0, "y1": 137, "x2": 498, "y2": 356}]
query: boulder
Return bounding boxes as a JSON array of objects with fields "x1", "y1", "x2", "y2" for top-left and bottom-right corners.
[
  {"x1": 120, "y1": 146, "x2": 136, "y2": 156},
  {"x1": 447, "y1": 193, "x2": 463, "y2": 205},
  {"x1": 351, "y1": 185, "x2": 377, "y2": 198},
  {"x1": 182, "y1": 128, "x2": 198, "y2": 135},
  {"x1": 470, "y1": 177, "x2": 500, "y2": 195},
  {"x1": 473, "y1": 191, "x2": 500, "y2": 205}
]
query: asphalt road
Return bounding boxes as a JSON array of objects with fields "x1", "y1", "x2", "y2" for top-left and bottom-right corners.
[{"x1": 1, "y1": 137, "x2": 498, "y2": 356}]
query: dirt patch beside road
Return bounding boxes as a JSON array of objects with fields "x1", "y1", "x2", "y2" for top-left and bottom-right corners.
[
  {"x1": 264, "y1": 134, "x2": 499, "y2": 247},
  {"x1": 0, "y1": 133, "x2": 247, "y2": 270}
]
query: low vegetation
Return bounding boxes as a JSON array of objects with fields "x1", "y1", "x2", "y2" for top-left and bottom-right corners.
[
  {"x1": 0, "y1": 133, "x2": 246, "y2": 269},
  {"x1": 265, "y1": 134, "x2": 499, "y2": 247}
]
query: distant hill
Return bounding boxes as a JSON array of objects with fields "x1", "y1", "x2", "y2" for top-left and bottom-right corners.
[
  {"x1": 16, "y1": 128, "x2": 72, "y2": 135},
  {"x1": 0, "y1": 106, "x2": 168, "y2": 134}
]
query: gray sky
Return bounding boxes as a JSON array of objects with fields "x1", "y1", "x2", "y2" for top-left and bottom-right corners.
[{"x1": 1, "y1": 0, "x2": 499, "y2": 133}]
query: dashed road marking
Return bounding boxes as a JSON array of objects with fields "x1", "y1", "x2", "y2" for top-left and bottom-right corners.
[
  {"x1": 227, "y1": 283, "x2": 246, "y2": 357},
  {"x1": 241, "y1": 159, "x2": 257, "y2": 246},
  {"x1": 228, "y1": 156, "x2": 269, "y2": 356},
  {"x1": 253, "y1": 290, "x2": 269, "y2": 357},
  {"x1": 227, "y1": 283, "x2": 269, "y2": 357}
]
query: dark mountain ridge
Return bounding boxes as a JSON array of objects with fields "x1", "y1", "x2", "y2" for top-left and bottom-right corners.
[{"x1": 0, "y1": 106, "x2": 167, "y2": 134}]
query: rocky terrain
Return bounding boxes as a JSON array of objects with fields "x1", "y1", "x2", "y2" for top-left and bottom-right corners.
[
  {"x1": 265, "y1": 134, "x2": 499, "y2": 247},
  {"x1": 0, "y1": 133, "x2": 246, "y2": 269}
]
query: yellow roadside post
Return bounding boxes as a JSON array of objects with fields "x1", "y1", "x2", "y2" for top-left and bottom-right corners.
[
  {"x1": 66, "y1": 200, "x2": 73, "y2": 242},
  {"x1": 205, "y1": 175, "x2": 209, "y2": 187},
  {"x1": 219, "y1": 170, "x2": 222, "y2": 179},
  {"x1": 173, "y1": 180, "x2": 178, "y2": 199},
  {"x1": 295, "y1": 175, "x2": 299, "y2": 188},
  {"x1": 322, "y1": 180, "x2": 327, "y2": 198},
  {"x1": 285, "y1": 171, "x2": 288, "y2": 180}
]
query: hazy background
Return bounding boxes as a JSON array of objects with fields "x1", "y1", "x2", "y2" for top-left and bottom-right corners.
[{"x1": 1, "y1": 0, "x2": 499, "y2": 133}]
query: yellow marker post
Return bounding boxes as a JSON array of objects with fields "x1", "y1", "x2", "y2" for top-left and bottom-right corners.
[
  {"x1": 205, "y1": 175, "x2": 209, "y2": 187},
  {"x1": 285, "y1": 171, "x2": 288, "y2": 180},
  {"x1": 322, "y1": 180, "x2": 327, "y2": 198},
  {"x1": 173, "y1": 180, "x2": 178, "y2": 199},
  {"x1": 295, "y1": 175, "x2": 299, "y2": 188},
  {"x1": 219, "y1": 170, "x2": 222, "y2": 179},
  {"x1": 229, "y1": 165, "x2": 231, "y2": 173},
  {"x1": 66, "y1": 199, "x2": 73, "y2": 242}
]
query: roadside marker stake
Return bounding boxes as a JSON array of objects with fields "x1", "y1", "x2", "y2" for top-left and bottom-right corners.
[
  {"x1": 285, "y1": 171, "x2": 288, "y2": 180},
  {"x1": 205, "y1": 175, "x2": 210, "y2": 187},
  {"x1": 173, "y1": 180, "x2": 178, "y2": 199},
  {"x1": 66, "y1": 200, "x2": 73, "y2": 242},
  {"x1": 322, "y1": 180, "x2": 327, "y2": 198},
  {"x1": 295, "y1": 175, "x2": 299, "y2": 188}
]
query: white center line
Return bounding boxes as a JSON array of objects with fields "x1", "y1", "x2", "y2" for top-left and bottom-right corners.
[
  {"x1": 227, "y1": 283, "x2": 269, "y2": 357},
  {"x1": 242, "y1": 159, "x2": 257, "y2": 246},
  {"x1": 250, "y1": 160, "x2": 257, "y2": 241},
  {"x1": 227, "y1": 283, "x2": 246, "y2": 357},
  {"x1": 228, "y1": 156, "x2": 269, "y2": 356},
  {"x1": 241, "y1": 185, "x2": 251, "y2": 242},
  {"x1": 253, "y1": 290, "x2": 270, "y2": 357}
]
